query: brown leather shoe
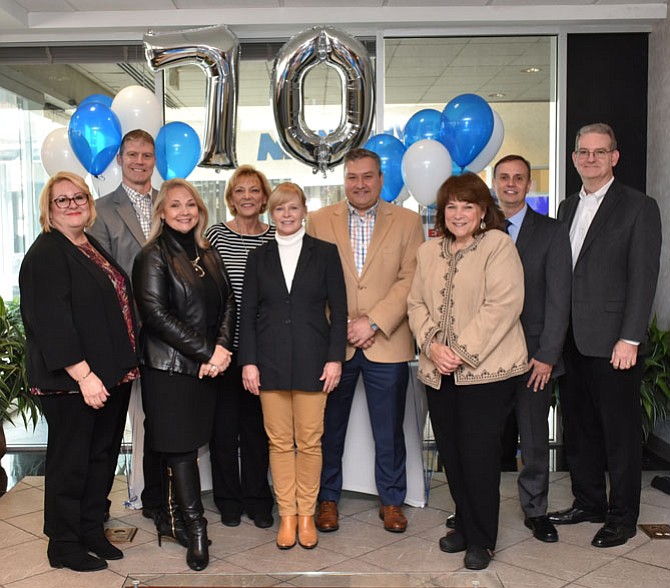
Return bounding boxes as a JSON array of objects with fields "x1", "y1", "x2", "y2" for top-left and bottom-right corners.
[
  {"x1": 276, "y1": 515, "x2": 297, "y2": 550},
  {"x1": 316, "y1": 501, "x2": 339, "y2": 532},
  {"x1": 379, "y1": 505, "x2": 407, "y2": 533},
  {"x1": 298, "y1": 515, "x2": 318, "y2": 549}
]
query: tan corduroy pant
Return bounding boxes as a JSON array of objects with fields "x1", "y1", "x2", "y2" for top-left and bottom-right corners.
[{"x1": 259, "y1": 389, "x2": 328, "y2": 517}]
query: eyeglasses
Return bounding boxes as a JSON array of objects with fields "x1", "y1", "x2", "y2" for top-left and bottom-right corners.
[
  {"x1": 574, "y1": 148, "x2": 614, "y2": 160},
  {"x1": 52, "y1": 193, "x2": 89, "y2": 209}
]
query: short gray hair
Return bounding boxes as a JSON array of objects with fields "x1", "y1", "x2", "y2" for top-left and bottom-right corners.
[{"x1": 574, "y1": 123, "x2": 617, "y2": 151}]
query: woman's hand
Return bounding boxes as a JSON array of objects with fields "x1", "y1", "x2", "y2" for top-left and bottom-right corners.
[
  {"x1": 320, "y1": 361, "x2": 342, "y2": 393},
  {"x1": 79, "y1": 374, "x2": 110, "y2": 409},
  {"x1": 429, "y1": 341, "x2": 463, "y2": 375},
  {"x1": 242, "y1": 365, "x2": 261, "y2": 395},
  {"x1": 200, "y1": 345, "x2": 233, "y2": 378}
]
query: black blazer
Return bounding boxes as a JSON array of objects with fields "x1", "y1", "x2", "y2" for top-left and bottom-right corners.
[
  {"x1": 19, "y1": 229, "x2": 138, "y2": 391},
  {"x1": 516, "y1": 206, "x2": 572, "y2": 378},
  {"x1": 238, "y1": 234, "x2": 348, "y2": 392},
  {"x1": 132, "y1": 229, "x2": 236, "y2": 377},
  {"x1": 558, "y1": 179, "x2": 662, "y2": 357}
]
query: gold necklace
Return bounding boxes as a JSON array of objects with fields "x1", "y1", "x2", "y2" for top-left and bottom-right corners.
[{"x1": 190, "y1": 246, "x2": 206, "y2": 278}]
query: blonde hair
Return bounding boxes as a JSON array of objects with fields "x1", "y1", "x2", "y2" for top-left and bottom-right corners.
[
  {"x1": 267, "y1": 182, "x2": 307, "y2": 215},
  {"x1": 39, "y1": 171, "x2": 96, "y2": 232},
  {"x1": 147, "y1": 178, "x2": 210, "y2": 249},
  {"x1": 224, "y1": 164, "x2": 272, "y2": 216}
]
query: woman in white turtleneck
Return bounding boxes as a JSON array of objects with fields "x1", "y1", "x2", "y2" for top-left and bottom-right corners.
[{"x1": 239, "y1": 182, "x2": 347, "y2": 552}]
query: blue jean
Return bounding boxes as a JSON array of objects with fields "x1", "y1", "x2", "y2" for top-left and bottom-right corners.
[{"x1": 318, "y1": 349, "x2": 409, "y2": 506}]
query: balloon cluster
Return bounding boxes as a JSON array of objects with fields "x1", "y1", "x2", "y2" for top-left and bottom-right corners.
[
  {"x1": 40, "y1": 85, "x2": 202, "y2": 194},
  {"x1": 364, "y1": 94, "x2": 504, "y2": 206}
]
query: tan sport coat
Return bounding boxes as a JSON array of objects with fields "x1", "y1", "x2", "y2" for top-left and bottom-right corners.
[{"x1": 307, "y1": 199, "x2": 424, "y2": 363}]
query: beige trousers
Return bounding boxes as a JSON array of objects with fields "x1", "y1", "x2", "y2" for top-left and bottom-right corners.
[{"x1": 260, "y1": 389, "x2": 328, "y2": 517}]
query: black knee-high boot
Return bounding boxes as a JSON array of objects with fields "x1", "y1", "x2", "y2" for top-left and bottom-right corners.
[
  {"x1": 155, "y1": 464, "x2": 189, "y2": 548},
  {"x1": 169, "y1": 459, "x2": 209, "y2": 571}
]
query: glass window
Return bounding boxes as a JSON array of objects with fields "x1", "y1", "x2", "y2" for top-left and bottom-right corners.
[{"x1": 384, "y1": 36, "x2": 556, "y2": 215}]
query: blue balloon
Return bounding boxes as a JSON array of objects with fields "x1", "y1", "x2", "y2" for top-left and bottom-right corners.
[
  {"x1": 155, "y1": 122, "x2": 202, "y2": 180},
  {"x1": 403, "y1": 108, "x2": 442, "y2": 147},
  {"x1": 68, "y1": 103, "x2": 122, "y2": 176},
  {"x1": 439, "y1": 94, "x2": 494, "y2": 168},
  {"x1": 364, "y1": 133, "x2": 406, "y2": 202},
  {"x1": 79, "y1": 94, "x2": 113, "y2": 108}
]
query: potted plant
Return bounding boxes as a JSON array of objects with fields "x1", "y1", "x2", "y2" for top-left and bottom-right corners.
[
  {"x1": 0, "y1": 294, "x2": 40, "y2": 460},
  {"x1": 640, "y1": 316, "x2": 670, "y2": 441}
]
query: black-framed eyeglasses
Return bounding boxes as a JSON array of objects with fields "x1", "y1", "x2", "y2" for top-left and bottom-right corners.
[
  {"x1": 52, "y1": 193, "x2": 89, "y2": 209},
  {"x1": 574, "y1": 148, "x2": 614, "y2": 160}
]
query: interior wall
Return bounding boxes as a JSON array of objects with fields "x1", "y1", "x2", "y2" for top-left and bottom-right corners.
[{"x1": 648, "y1": 17, "x2": 670, "y2": 331}]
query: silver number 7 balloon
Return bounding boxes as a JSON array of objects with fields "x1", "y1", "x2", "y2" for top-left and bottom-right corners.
[
  {"x1": 144, "y1": 24, "x2": 240, "y2": 169},
  {"x1": 271, "y1": 26, "x2": 375, "y2": 176}
]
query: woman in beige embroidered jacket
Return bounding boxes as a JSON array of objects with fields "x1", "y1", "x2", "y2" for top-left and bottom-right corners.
[{"x1": 408, "y1": 172, "x2": 527, "y2": 571}]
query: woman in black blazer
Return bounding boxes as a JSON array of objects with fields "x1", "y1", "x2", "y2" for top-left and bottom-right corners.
[
  {"x1": 239, "y1": 182, "x2": 347, "y2": 551},
  {"x1": 19, "y1": 171, "x2": 139, "y2": 572},
  {"x1": 132, "y1": 178, "x2": 235, "y2": 572}
]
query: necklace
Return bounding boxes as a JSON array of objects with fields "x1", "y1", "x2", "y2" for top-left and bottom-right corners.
[{"x1": 190, "y1": 246, "x2": 206, "y2": 278}]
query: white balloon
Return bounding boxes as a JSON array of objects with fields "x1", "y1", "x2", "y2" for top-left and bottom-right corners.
[
  {"x1": 40, "y1": 127, "x2": 88, "y2": 177},
  {"x1": 401, "y1": 139, "x2": 452, "y2": 206},
  {"x1": 111, "y1": 85, "x2": 163, "y2": 138},
  {"x1": 466, "y1": 110, "x2": 505, "y2": 173},
  {"x1": 395, "y1": 186, "x2": 411, "y2": 204},
  {"x1": 90, "y1": 157, "x2": 123, "y2": 198}
]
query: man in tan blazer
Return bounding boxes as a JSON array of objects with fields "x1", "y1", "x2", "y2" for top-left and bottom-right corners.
[{"x1": 307, "y1": 148, "x2": 424, "y2": 533}]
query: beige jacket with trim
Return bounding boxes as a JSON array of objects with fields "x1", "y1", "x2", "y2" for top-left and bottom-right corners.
[{"x1": 408, "y1": 230, "x2": 528, "y2": 388}]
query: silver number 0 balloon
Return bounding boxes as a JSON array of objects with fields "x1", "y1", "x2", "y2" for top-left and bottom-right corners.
[
  {"x1": 144, "y1": 25, "x2": 240, "y2": 169},
  {"x1": 272, "y1": 26, "x2": 375, "y2": 176}
]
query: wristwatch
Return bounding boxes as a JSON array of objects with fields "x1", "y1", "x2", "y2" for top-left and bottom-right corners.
[{"x1": 369, "y1": 318, "x2": 379, "y2": 332}]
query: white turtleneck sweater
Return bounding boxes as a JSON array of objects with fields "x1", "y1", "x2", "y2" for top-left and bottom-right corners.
[{"x1": 275, "y1": 226, "x2": 305, "y2": 292}]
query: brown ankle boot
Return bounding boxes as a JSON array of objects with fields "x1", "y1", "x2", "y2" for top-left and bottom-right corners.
[
  {"x1": 276, "y1": 515, "x2": 297, "y2": 550},
  {"x1": 298, "y1": 515, "x2": 318, "y2": 549}
]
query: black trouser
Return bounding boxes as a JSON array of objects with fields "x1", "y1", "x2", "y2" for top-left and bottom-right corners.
[
  {"x1": 560, "y1": 331, "x2": 643, "y2": 528},
  {"x1": 427, "y1": 375, "x2": 516, "y2": 550},
  {"x1": 209, "y1": 359, "x2": 273, "y2": 517},
  {"x1": 40, "y1": 382, "x2": 131, "y2": 547}
]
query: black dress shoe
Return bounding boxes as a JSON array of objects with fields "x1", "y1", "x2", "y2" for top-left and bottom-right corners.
[
  {"x1": 439, "y1": 531, "x2": 466, "y2": 553},
  {"x1": 446, "y1": 513, "x2": 456, "y2": 529},
  {"x1": 464, "y1": 545, "x2": 492, "y2": 570},
  {"x1": 524, "y1": 515, "x2": 559, "y2": 543},
  {"x1": 220, "y1": 512, "x2": 241, "y2": 527},
  {"x1": 48, "y1": 544, "x2": 108, "y2": 572},
  {"x1": 250, "y1": 511, "x2": 274, "y2": 529},
  {"x1": 142, "y1": 506, "x2": 159, "y2": 522},
  {"x1": 548, "y1": 506, "x2": 605, "y2": 525},
  {"x1": 84, "y1": 533, "x2": 123, "y2": 560},
  {"x1": 591, "y1": 523, "x2": 636, "y2": 548}
]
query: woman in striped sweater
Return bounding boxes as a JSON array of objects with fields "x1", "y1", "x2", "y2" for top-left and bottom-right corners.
[{"x1": 205, "y1": 165, "x2": 276, "y2": 529}]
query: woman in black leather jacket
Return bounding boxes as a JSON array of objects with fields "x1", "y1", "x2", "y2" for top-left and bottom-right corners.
[{"x1": 132, "y1": 178, "x2": 235, "y2": 572}]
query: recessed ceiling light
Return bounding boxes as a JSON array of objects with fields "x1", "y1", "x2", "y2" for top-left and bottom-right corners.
[
  {"x1": 521, "y1": 67, "x2": 542, "y2": 74},
  {"x1": 489, "y1": 93, "x2": 505, "y2": 98}
]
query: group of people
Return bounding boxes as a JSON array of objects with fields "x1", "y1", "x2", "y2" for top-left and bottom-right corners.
[{"x1": 18, "y1": 122, "x2": 661, "y2": 573}]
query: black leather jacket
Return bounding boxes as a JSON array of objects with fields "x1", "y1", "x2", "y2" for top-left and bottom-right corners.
[{"x1": 132, "y1": 230, "x2": 236, "y2": 377}]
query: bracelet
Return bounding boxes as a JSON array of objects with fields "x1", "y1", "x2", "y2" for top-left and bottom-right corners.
[{"x1": 76, "y1": 369, "x2": 92, "y2": 384}]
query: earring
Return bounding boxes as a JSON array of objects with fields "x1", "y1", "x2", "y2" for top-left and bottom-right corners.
[{"x1": 480, "y1": 219, "x2": 486, "y2": 230}]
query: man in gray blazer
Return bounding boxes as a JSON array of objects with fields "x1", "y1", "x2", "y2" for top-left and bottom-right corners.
[
  {"x1": 548, "y1": 123, "x2": 662, "y2": 548},
  {"x1": 87, "y1": 129, "x2": 160, "y2": 519},
  {"x1": 493, "y1": 155, "x2": 572, "y2": 543}
]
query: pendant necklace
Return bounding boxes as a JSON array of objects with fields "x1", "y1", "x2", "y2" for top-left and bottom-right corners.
[{"x1": 191, "y1": 246, "x2": 206, "y2": 278}]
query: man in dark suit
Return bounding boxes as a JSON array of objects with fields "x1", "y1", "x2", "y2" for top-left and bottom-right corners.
[
  {"x1": 548, "y1": 123, "x2": 662, "y2": 548},
  {"x1": 87, "y1": 129, "x2": 161, "y2": 520},
  {"x1": 493, "y1": 154, "x2": 572, "y2": 543}
]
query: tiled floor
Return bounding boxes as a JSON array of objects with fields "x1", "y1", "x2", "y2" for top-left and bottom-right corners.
[{"x1": 1, "y1": 469, "x2": 670, "y2": 588}]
